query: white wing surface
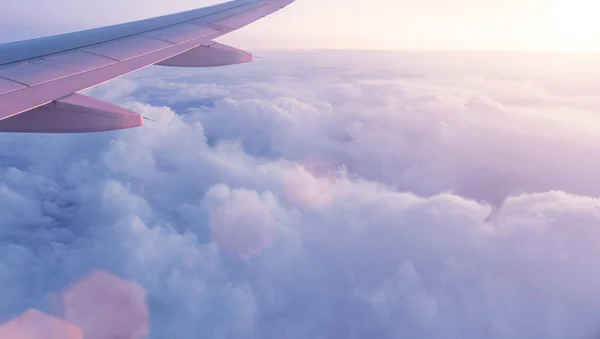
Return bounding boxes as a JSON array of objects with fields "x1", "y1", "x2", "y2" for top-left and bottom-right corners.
[{"x1": 0, "y1": 0, "x2": 294, "y2": 133}]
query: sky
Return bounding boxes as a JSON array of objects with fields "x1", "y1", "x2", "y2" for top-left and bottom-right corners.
[
  {"x1": 3, "y1": 0, "x2": 600, "y2": 338},
  {"x1": 2, "y1": 50, "x2": 600, "y2": 338},
  {"x1": 3, "y1": 0, "x2": 600, "y2": 52}
]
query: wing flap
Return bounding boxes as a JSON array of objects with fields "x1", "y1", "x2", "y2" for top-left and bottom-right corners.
[
  {"x1": 0, "y1": 78, "x2": 26, "y2": 96},
  {"x1": 0, "y1": 51, "x2": 115, "y2": 87},
  {"x1": 0, "y1": 62, "x2": 72, "y2": 87},
  {"x1": 37, "y1": 51, "x2": 116, "y2": 74},
  {"x1": 0, "y1": 93, "x2": 142, "y2": 133},
  {"x1": 0, "y1": 0, "x2": 252, "y2": 66},
  {"x1": 0, "y1": 0, "x2": 297, "y2": 132},
  {"x1": 0, "y1": 35, "x2": 207, "y2": 121},
  {"x1": 82, "y1": 36, "x2": 173, "y2": 61}
]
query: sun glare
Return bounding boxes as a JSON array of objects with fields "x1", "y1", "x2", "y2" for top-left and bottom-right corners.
[{"x1": 546, "y1": 0, "x2": 600, "y2": 51}]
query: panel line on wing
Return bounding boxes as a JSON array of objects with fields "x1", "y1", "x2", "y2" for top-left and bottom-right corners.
[
  {"x1": 82, "y1": 36, "x2": 173, "y2": 62},
  {"x1": 0, "y1": 35, "x2": 210, "y2": 121},
  {"x1": 0, "y1": 75, "x2": 30, "y2": 88},
  {"x1": 79, "y1": 50, "x2": 121, "y2": 62},
  {"x1": 0, "y1": 1, "x2": 254, "y2": 67},
  {"x1": 146, "y1": 24, "x2": 216, "y2": 44},
  {"x1": 145, "y1": 36, "x2": 178, "y2": 45},
  {"x1": 0, "y1": 0, "x2": 296, "y2": 130}
]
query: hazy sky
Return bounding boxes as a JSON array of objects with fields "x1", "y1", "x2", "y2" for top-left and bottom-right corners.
[{"x1": 2, "y1": 0, "x2": 600, "y2": 52}]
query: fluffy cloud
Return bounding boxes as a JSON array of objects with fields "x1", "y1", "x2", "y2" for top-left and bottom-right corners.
[{"x1": 2, "y1": 51, "x2": 600, "y2": 338}]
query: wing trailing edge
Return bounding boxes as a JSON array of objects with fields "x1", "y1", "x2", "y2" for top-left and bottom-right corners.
[
  {"x1": 156, "y1": 42, "x2": 254, "y2": 67},
  {"x1": 0, "y1": 0, "x2": 297, "y2": 133},
  {"x1": 0, "y1": 94, "x2": 143, "y2": 133}
]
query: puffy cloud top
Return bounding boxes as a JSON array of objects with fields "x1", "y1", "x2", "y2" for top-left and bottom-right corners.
[{"x1": 2, "y1": 51, "x2": 600, "y2": 338}]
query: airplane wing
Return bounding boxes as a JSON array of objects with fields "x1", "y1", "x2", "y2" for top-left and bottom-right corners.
[{"x1": 0, "y1": 0, "x2": 294, "y2": 133}]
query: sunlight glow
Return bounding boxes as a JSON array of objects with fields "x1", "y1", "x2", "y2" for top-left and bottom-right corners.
[{"x1": 546, "y1": 0, "x2": 600, "y2": 52}]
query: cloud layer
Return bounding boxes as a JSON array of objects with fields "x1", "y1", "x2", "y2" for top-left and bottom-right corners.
[{"x1": 2, "y1": 51, "x2": 600, "y2": 338}]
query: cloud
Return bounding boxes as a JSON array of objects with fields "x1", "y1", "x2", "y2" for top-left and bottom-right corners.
[
  {"x1": 2, "y1": 51, "x2": 600, "y2": 338},
  {"x1": 205, "y1": 185, "x2": 279, "y2": 258},
  {"x1": 0, "y1": 309, "x2": 82, "y2": 339}
]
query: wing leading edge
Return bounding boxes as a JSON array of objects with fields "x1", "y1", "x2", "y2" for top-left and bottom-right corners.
[{"x1": 0, "y1": 0, "x2": 295, "y2": 133}]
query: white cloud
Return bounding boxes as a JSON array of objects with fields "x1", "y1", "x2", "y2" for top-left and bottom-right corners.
[
  {"x1": 205, "y1": 185, "x2": 279, "y2": 259},
  {"x1": 2, "y1": 51, "x2": 600, "y2": 338}
]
